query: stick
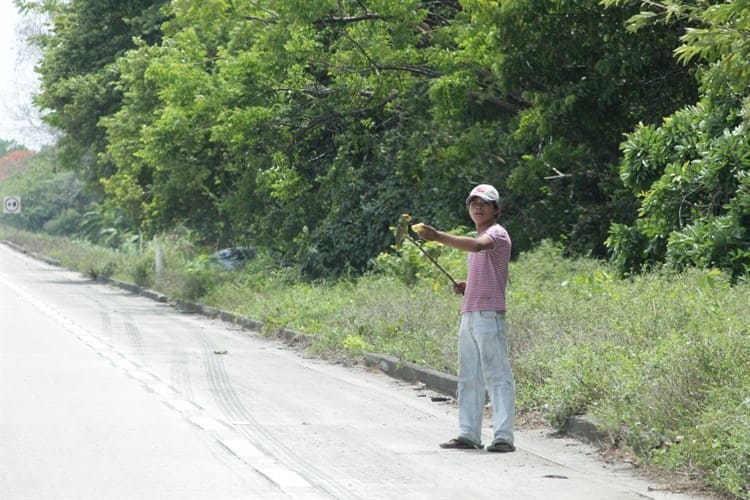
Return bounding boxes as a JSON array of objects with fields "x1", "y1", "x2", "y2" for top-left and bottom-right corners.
[{"x1": 405, "y1": 234, "x2": 459, "y2": 287}]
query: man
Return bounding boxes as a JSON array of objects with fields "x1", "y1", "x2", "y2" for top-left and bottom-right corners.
[{"x1": 414, "y1": 184, "x2": 515, "y2": 452}]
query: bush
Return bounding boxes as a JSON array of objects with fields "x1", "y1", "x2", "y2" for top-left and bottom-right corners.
[
  {"x1": 371, "y1": 225, "x2": 469, "y2": 289},
  {"x1": 608, "y1": 90, "x2": 750, "y2": 281},
  {"x1": 126, "y1": 248, "x2": 156, "y2": 288},
  {"x1": 43, "y1": 208, "x2": 85, "y2": 236},
  {"x1": 663, "y1": 387, "x2": 750, "y2": 498}
]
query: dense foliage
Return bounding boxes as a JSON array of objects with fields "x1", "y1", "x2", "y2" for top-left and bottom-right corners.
[
  {"x1": 603, "y1": 0, "x2": 750, "y2": 280},
  {"x1": 18, "y1": 0, "x2": 170, "y2": 189},
  {"x1": 19, "y1": 0, "x2": 727, "y2": 277}
]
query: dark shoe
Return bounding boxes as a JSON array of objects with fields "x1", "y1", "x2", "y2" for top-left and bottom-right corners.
[
  {"x1": 439, "y1": 437, "x2": 483, "y2": 450},
  {"x1": 486, "y1": 439, "x2": 516, "y2": 453}
]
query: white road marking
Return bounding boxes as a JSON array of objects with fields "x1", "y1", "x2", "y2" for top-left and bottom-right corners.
[
  {"x1": 190, "y1": 416, "x2": 226, "y2": 431},
  {"x1": 219, "y1": 438, "x2": 265, "y2": 459},
  {"x1": 168, "y1": 399, "x2": 197, "y2": 412},
  {"x1": 255, "y1": 463, "x2": 312, "y2": 488}
]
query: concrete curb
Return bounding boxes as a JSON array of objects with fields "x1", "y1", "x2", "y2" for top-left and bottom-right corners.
[
  {"x1": 99, "y1": 277, "x2": 169, "y2": 303},
  {"x1": 563, "y1": 415, "x2": 609, "y2": 446},
  {"x1": 1, "y1": 239, "x2": 608, "y2": 447},
  {"x1": 363, "y1": 353, "x2": 458, "y2": 397},
  {"x1": 1, "y1": 240, "x2": 61, "y2": 267}
]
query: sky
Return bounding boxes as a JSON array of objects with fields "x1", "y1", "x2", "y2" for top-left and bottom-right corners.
[{"x1": 0, "y1": 0, "x2": 55, "y2": 150}]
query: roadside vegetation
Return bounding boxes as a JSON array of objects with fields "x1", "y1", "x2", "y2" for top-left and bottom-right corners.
[{"x1": 1, "y1": 227, "x2": 747, "y2": 498}]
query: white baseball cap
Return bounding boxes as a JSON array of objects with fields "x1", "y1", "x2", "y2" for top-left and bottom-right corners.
[{"x1": 466, "y1": 184, "x2": 499, "y2": 205}]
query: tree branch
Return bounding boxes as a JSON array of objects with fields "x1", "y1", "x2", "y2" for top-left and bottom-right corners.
[{"x1": 314, "y1": 13, "x2": 384, "y2": 26}]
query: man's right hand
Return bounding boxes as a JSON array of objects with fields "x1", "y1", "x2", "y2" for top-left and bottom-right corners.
[{"x1": 412, "y1": 223, "x2": 438, "y2": 241}]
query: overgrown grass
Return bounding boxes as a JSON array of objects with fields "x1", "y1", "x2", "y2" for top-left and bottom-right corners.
[{"x1": 2, "y1": 228, "x2": 748, "y2": 499}]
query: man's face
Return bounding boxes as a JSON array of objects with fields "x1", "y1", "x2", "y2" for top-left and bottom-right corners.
[{"x1": 468, "y1": 197, "x2": 498, "y2": 226}]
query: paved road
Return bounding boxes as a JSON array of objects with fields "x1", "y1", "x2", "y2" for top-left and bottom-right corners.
[{"x1": 0, "y1": 242, "x2": 708, "y2": 499}]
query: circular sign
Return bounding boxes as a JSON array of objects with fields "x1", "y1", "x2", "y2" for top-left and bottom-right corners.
[{"x1": 3, "y1": 196, "x2": 21, "y2": 214}]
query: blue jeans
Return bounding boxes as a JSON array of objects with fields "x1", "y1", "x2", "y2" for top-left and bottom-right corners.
[{"x1": 457, "y1": 311, "x2": 515, "y2": 445}]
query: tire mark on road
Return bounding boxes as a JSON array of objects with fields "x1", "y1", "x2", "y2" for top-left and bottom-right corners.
[
  {"x1": 195, "y1": 331, "x2": 360, "y2": 500},
  {"x1": 123, "y1": 320, "x2": 145, "y2": 353},
  {"x1": 101, "y1": 311, "x2": 112, "y2": 335}
]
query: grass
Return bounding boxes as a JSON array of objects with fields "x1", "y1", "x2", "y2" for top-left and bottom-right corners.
[{"x1": 2, "y1": 227, "x2": 748, "y2": 499}]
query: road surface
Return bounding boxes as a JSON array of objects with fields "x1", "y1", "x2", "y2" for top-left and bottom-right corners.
[{"x1": 0, "y1": 242, "x2": 709, "y2": 499}]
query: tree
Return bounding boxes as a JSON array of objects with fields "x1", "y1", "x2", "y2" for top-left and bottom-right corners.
[
  {"x1": 103, "y1": 0, "x2": 471, "y2": 273},
  {"x1": 18, "y1": 0, "x2": 170, "y2": 188},
  {"x1": 454, "y1": 0, "x2": 699, "y2": 256},
  {"x1": 27, "y1": 0, "x2": 709, "y2": 276},
  {"x1": 604, "y1": 0, "x2": 750, "y2": 279}
]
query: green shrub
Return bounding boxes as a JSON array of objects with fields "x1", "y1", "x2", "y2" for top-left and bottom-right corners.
[
  {"x1": 371, "y1": 226, "x2": 469, "y2": 289},
  {"x1": 661, "y1": 387, "x2": 750, "y2": 498},
  {"x1": 43, "y1": 208, "x2": 85, "y2": 236},
  {"x1": 127, "y1": 250, "x2": 155, "y2": 288}
]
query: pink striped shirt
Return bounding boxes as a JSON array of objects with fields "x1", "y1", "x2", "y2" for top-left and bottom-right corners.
[{"x1": 461, "y1": 223, "x2": 511, "y2": 313}]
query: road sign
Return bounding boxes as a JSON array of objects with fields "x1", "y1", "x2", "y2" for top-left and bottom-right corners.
[{"x1": 3, "y1": 196, "x2": 21, "y2": 214}]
